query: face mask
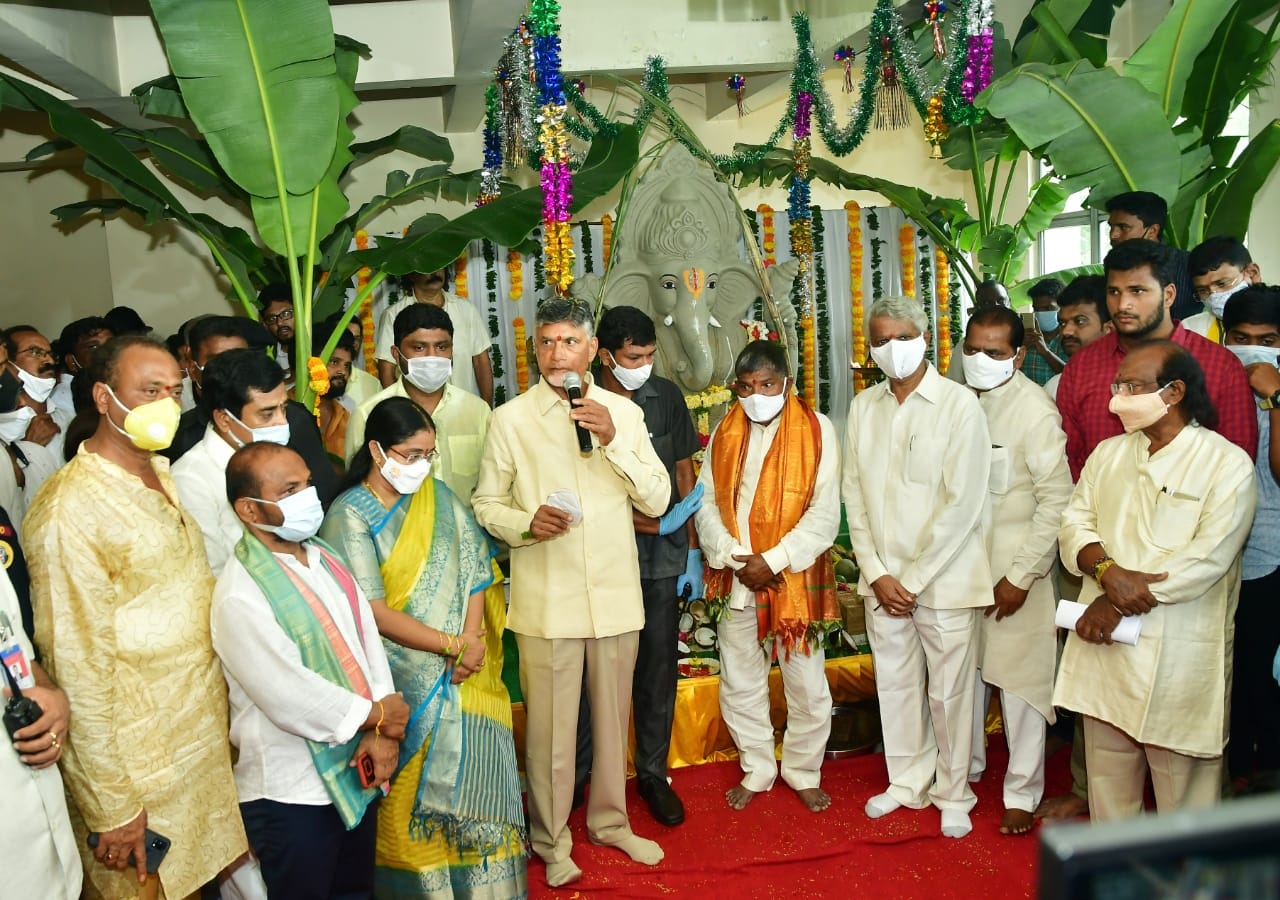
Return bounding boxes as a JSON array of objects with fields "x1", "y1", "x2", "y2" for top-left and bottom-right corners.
[
  {"x1": 606, "y1": 353, "x2": 652, "y2": 391},
  {"x1": 1206, "y1": 279, "x2": 1250, "y2": 319},
  {"x1": 1225, "y1": 344, "x2": 1280, "y2": 368},
  {"x1": 0, "y1": 407, "x2": 35, "y2": 444},
  {"x1": 402, "y1": 355, "x2": 452, "y2": 393},
  {"x1": 1109, "y1": 385, "x2": 1170, "y2": 433},
  {"x1": 961, "y1": 351, "x2": 1015, "y2": 391},
  {"x1": 869, "y1": 334, "x2": 927, "y2": 380},
  {"x1": 1035, "y1": 310, "x2": 1060, "y2": 333},
  {"x1": 738, "y1": 381, "x2": 789, "y2": 423},
  {"x1": 376, "y1": 442, "x2": 433, "y2": 494},
  {"x1": 225, "y1": 410, "x2": 290, "y2": 448},
  {"x1": 15, "y1": 367, "x2": 55, "y2": 404},
  {"x1": 249, "y1": 486, "x2": 324, "y2": 542},
  {"x1": 105, "y1": 386, "x2": 181, "y2": 451}
]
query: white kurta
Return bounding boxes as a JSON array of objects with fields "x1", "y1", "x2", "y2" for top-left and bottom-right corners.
[
  {"x1": 374, "y1": 292, "x2": 490, "y2": 397},
  {"x1": 1054, "y1": 425, "x2": 1257, "y2": 757},
  {"x1": 976, "y1": 372, "x2": 1073, "y2": 720},
  {"x1": 171, "y1": 425, "x2": 241, "y2": 576}
]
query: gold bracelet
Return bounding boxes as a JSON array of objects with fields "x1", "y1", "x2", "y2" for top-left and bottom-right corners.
[{"x1": 1092, "y1": 557, "x2": 1116, "y2": 582}]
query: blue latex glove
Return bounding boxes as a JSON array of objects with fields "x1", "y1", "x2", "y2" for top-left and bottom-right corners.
[
  {"x1": 657, "y1": 482, "x2": 705, "y2": 536},
  {"x1": 1273, "y1": 643, "x2": 1279, "y2": 686},
  {"x1": 676, "y1": 549, "x2": 704, "y2": 601}
]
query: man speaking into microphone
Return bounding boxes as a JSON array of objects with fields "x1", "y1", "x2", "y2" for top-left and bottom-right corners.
[{"x1": 473, "y1": 297, "x2": 671, "y2": 889}]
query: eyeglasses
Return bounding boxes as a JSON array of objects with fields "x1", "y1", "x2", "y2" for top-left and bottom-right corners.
[
  {"x1": 1110, "y1": 380, "x2": 1164, "y2": 396},
  {"x1": 1192, "y1": 276, "x2": 1243, "y2": 300},
  {"x1": 263, "y1": 308, "x2": 294, "y2": 326},
  {"x1": 389, "y1": 446, "x2": 439, "y2": 465},
  {"x1": 19, "y1": 347, "x2": 54, "y2": 360}
]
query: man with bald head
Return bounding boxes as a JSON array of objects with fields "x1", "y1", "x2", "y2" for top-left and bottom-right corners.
[
  {"x1": 213, "y1": 442, "x2": 406, "y2": 899},
  {"x1": 1054, "y1": 341, "x2": 1256, "y2": 822},
  {"x1": 25, "y1": 335, "x2": 247, "y2": 898}
]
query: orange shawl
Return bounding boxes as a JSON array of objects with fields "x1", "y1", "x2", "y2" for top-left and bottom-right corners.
[{"x1": 706, "y1": 395, "x2": 838, "y2": 658}]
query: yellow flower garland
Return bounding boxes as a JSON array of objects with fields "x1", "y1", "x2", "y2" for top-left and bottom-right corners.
[
  {"x1": 899, "y1": 223, "x2": 916, "y2": 299},
  {"x1": 601, "y1": 213, "x2": 613, "y2": 270},
  {"x1": 684, "y1": 384, "x2": 732, "y2": 471},
  {"x1": 935, "y1": 249, "x2": 952, "y2": 375},
  {"x1": 802, "y1": 315, "x2": 817, "y2": 403},
  {"x1": 454, "y1": 249, "x2": 469, "y2": 298},
  {"x1": 354, "y1": 229, "x2": 377, "y2": 375},
  {"x1": 307, "y1": 356, "x2": 329, "y2": 421},
  {"x1": 513, "y1": 317, "x2": 529, "y2": 394},
  {"x1": 507, "y1": 249, "x2": 523, "y2": 301},
  {"x1": 846, "y1": 201, "x2": 866, "y2": 392},
  {"x1": 758, "y1": 204, "x2": 776, "y2": 267}
]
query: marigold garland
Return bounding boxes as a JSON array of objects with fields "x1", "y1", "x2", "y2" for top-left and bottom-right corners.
[
  {"x1": 354, "y1": 229, "x2": 377, "y2": 375},
  {"x1": 846, "y1": 201, "x2": 867, "y2": 392},
  {"x1": 513, "y1": 317, "x2": 530, "y2": 393},
  {"x1": 507, "y1": 249, "x2": 524, "y2": 300},
  {"x1": 307, "y1": 356, "x2": 329, "y2": 421},
  {"x1": 454, "y1": 249, "x2": 469, "y2": 298},
  {"x1": 935, "y1": 248, "x2": 952, "y2": 374},
  {"x1": 899, "y1": 223, "x2": 917, "y2": 299},
  {"x1": 601, "y1": 214, "x2": 613, "y2": 270},
  {"x1": 758, "y1": 204, "x2": 776, "y2": 267}
]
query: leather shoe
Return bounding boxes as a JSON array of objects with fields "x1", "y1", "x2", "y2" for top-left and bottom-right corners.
[{"x1": 638, "y1": 777, "x2": 685, "y2": 826}]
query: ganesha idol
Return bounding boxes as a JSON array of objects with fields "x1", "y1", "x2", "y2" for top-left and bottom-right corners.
[{"x1": 574, "y1": 145, "x2": 799, "y2": 395}]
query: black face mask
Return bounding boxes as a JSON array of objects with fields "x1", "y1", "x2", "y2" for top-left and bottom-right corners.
[{"x1": 0, "y1": 368, "x2": 21, "y2": 414}]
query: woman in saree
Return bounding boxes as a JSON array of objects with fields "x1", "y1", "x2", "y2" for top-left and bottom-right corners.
[{"x1": 319, "y1": 396, "x2": 527, "y2": 898}]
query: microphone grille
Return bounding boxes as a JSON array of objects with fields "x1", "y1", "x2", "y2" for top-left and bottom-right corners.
[{"x1": 562, "y1": 371, "x2": 583, "y2": 390}]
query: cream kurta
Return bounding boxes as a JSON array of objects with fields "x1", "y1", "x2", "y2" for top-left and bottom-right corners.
[
  {"x1": 976, "y1": 372, "x2": 1073, "y2": 721},
  {"x1": 472, "y1": 375, "x2": 670, "y2": 638},
  {"x1": 1054, "y1": 425, "x2": 1256, "y2": 757},
  {"x1": 842, "y1": 364, "x2": 994, "y2": 609},
  {"x1": 26, "y1": 448, "x2": 247, "y2": 900}
]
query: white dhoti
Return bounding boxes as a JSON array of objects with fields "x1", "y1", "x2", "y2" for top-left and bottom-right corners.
[
  {"x1": 970, "y1": 678, "x2": 1047, "y2": 812},
  {"x1": 717, "y1": 604, "x2": 832, "y2": 792},
  {"x1": 866, "y1": 603, "x2": 978, "y2": 812}
]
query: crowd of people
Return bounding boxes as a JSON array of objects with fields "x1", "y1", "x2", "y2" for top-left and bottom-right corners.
[{"x1": 2, "y1": 189, "x2": 1278, "y2": 898}]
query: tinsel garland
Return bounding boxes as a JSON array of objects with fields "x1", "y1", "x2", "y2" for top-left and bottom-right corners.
[
  {"x1": 789, "y1": 91, "x2": 814, "y2": 316},
  {"x1": 354, "y1": 229, "x2": 377, "y2": 374},
  {"x1": 530, "y1": 0, "x2": 575, "y2": 295},
  {"x1": 479, "y1": 84, "x2": 502, "y2": 206},
  {"x1": 812, "y1": 205, "x2": 830, "y2": 414},
  {"x1": 924, "y1": 93, "x2": 949, "y2": 157},
  {"x1": 944, "y1": 0, "x2": 987, "y2": 125},
  {"x1": 513, "y1": 317, "x2": 530, "y2": 393},
  {"x1": 496, "y1": 21, "x2": 538, "y2": 170},
  {"x1": 918, "y1": 229, "x2": 935, "y2": 362},
  {"x1": 454, "y1": 248, "x2": 469, "y2": 298},
  {"x1": 867, "y1": 209, "x2": 885, "y2": 299},
  {"x1": 601, "y1": 214, "x2": 613, "y2": 270},
  {"x1": 759, "y1": 204, "x2": 776, "y2": 267},
  {"x1": 580, "y1": 221, "x2": 594, "y2": 274},
  {"x1": 936, "y1": 248, "x2": 954, "y2": 374},
  {"x1": 802, "y1": 315, "x2": 817, "y2": 405},
  {"x1": 845, "y1": 201, "x2": 867, "y2": 392},
  {"x1": 507, "y1": 249, "x2": 523, "y2": 300},
  {"x1": 483, "y1": 239, "x2": 507, "y2": 405},
  {"x1": 960, "y1": 0, "x2": 995, "y2": 104},
  {"x1": 899, "y1": 223, "x2": 917, "y2": 298}
]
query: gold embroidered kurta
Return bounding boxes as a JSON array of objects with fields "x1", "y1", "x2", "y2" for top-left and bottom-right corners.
[{"x1": 27, "y1": 448, "x2": 247, "y2": 900}]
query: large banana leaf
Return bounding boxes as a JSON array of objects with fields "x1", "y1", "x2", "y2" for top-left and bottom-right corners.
[
  {"x1": 979, "y1": 61, "x2": 1184, "y2": 210},
  {"x1": 1204, "y1": 118, "x2": 1280, "y2": 237},
  {"x1": 1009, "y1": 264, "x2": 1103, "y2": 303},
  {"x1": 131, "y1": 75, "x2": 189, "y2": 120},
  {"x1": 1124, "y1": 0, "x2": 1235, "y2": 122},
  {"x1": 1182, "y1": 0, "x2": 1280, "y2": 143},
  {"x1": 1013, "y1": 0, "x2": 1124, "y2": 65}
]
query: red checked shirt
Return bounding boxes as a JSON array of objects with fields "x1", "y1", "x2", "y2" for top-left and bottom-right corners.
[{"x1": 1057, "y1": 323, "x2": 1259, "y2": 480}]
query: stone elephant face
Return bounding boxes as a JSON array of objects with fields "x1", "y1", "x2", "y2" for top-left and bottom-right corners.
[{"x1": 603, "y1": 258, "x2": 761, "y2": 393}]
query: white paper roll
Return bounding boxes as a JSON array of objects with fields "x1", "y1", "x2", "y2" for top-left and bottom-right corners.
[{"x1": 1055, "y1": 599, "x2": 1142, "y2": 646}]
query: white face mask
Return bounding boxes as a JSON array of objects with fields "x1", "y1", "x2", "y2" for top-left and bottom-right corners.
[
  {"x1": 961, "y1": 350, "x2": 1016, "y2": 391},
  {"x1": 1225, "y1": 343, "x2": 1280, "y2": 368},
  {"x1": 869, "y1": 334, "x2": 927, "y2": 380},
  {"x1": 738, "y1": 380, "x2": 789, "y2": 423},
  {"x1": 1206, "y1": 278, "x2": 1250, "y2": 319},
  {"x1": 402, "y1": 355, "x2": 452, "y2": 393},
  {"x1": 0, "y1": 407, "x2": 35, "y2": 444},
  {"x1": 248, "y1": 486, "x2": 324, "y2": 542},
  {"x1": 605, "y1": 353, "x2": 652, "y2": 391},
  {"x1": 225, "y1": 410, "x2": 290, "y2": 449},
  {"x1": 15, "y1": 368, "x2": 55, "y2": 404},
  {"x1": 376, "y1": 442, "x2": 433, "y2": 495}
]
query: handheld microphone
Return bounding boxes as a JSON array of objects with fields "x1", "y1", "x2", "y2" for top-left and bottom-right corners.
[{"x1": 561, "y1": 371, "x2": 594, "y2": 455}]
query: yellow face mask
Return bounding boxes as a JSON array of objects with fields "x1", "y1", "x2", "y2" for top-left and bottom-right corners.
[{"x1": 105, "y1": 386, "x2": 181, "y2": 451}]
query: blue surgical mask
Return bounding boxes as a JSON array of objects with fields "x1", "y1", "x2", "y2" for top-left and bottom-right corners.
[
  {"x1": 249, "y1": 486, "x2": 323, "y2": 542},
  {"x1": 1034, "y1": 310, "x2": 1060, "y2": 333},
  {"x1": 226, "y1": 409, "x2": 290, "y2": 448}
]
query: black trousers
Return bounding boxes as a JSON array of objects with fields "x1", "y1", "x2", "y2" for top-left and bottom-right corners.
[
  {"x1": 1228, "y1": 567, "x2": 1280, "y2": 778},
  {"x1": 576, "y1": 575, "x2": 680, "y2": 786},
  {"x1": 241, "y1": 797, "x2": 379, "y2": 900}
]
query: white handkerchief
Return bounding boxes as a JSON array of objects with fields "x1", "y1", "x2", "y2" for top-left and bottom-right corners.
[
  {"x1": 546, "y1": 489, "x2": 583, "y2": 526},
  {"x1": 1055, "y1": 599, "x2": 1142, "y2": 646}
]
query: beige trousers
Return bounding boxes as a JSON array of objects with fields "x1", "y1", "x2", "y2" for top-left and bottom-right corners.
[
  {"x1": 517, "y1": 631, "x2": 639, "y2": 866},
  {"x1": 1083, "y1": 715, "x2": 1222, "y2": 822}
]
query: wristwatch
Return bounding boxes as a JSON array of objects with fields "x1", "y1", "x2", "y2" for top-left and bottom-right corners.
[
  {"x1": 1091, "y1": 555, "x2": 1116, "y2": 582},
  {"x1": 1261, "y1": 389, "x2": 1280, "y2": 410}
]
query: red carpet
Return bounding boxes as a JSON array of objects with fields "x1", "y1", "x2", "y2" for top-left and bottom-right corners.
[{"x1": 528, "y1": 734, "x2": 1073, "y2": 898}]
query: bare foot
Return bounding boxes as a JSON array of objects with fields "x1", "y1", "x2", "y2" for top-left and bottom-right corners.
[
  {"x1": 1034, "y1": 793, "x2": 1088, "y2": 820},
  {"x1": 1000, "y1": 808, "x2": 1035, "y2": 835},
  {"x1": 796, "y1": 787, "x2": 831, "y2": 813},
  {"x1": 726, "y1": 783, "x2": 760, "y2": 810}
]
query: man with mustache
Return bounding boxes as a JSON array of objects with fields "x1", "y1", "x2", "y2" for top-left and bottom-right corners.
[
  {"x1": 4, "y1": 327, "x2": 73, "y2": 460},
  {"x1": 1043, "y1": 276, "x2": 1111, "y2": 402}
]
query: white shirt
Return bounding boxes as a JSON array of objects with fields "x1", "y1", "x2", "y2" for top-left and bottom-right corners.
[
  {"x1": 841, "y1": 364, "x2": 994, "y2": 609},
  {"x1": 694, "y1": 407, "x2": 841, "y2": 611},
  {"x1": 211, "y1": 544, "x2": 395, "y2": 806},
  {"x1": 374, "y1": 292, "x2": 489, "y2": 397},
  {"x1": 1044, "y1": 372, "x2": 1062, "y2": 402},
  {"x1": 1180, "y1": 310, "x2": 1217, "y2": 339},
  {"x1": 14, "y1": 440, "x2": 60, "y2": 515},
  {"x1": 49, "y1": 374, "x2": 74, "y2": 418},
  {"x1": 171, "y1": 425, "x2": 242, "y2": 576}
]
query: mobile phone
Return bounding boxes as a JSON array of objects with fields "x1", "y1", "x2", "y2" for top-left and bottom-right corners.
[
  {"x1": 356, "y1": 751, "x2": 377, "y2": 789},
  {"x1": 1020, "y1": 312, "x2": 1038, "y2": 333},
  {"x1": 87, "y1": 828, "x2": 171, "y2": 872}
]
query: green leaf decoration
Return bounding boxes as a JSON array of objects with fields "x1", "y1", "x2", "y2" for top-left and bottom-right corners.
[
  {"x1": 131, "y1": 75, "x2": 190, "y2": 120},
  {"x1": 1009, "y1": 264, "x2": 1103, "y2": 303},
  {"x1": 1013, "y1": 0, "x2": 1124, "y2": 66},
  {"x1": 979, "y1": 61, "x2": 1184, "y2": 210},
  {"x1": 1124, "y1": 0, "x2": 1234, "y2": 122},
  {"x1": 50, "y1": 199, "x2": 137, "y2": 224},
  {"x1": 115, "y1": 127, "x2": 240, "y2": 198},
  {"x1": 1204, "y1": 119, "x2": 1280, "y2": 238},
  {"x1": 349, "y1": 126, "x2": 454, "y2": 167},
  {"x1": 1182, "y1": 0, "x2": 1280, "y2": 143}
]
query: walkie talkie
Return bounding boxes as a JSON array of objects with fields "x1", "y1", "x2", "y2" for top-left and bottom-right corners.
[{"x1": 3, "y1": 651, "x2": 42, "y2": 740}]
